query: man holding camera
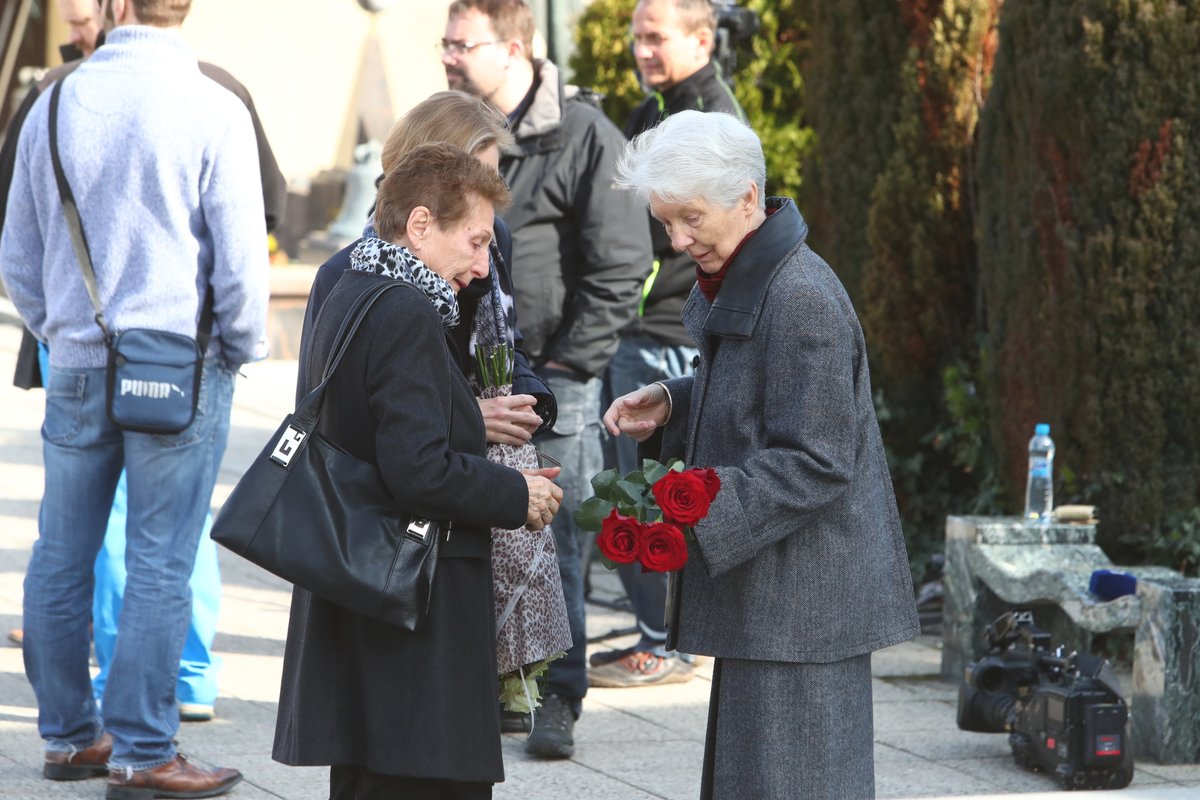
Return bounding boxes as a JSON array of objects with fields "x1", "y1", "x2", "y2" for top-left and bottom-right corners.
[
  {"x1": 590, "y1": 0, "x2": 745, "y2": 690},
  {"x1": 0, "y1": 0, "x2": 268, "y2": 795}
]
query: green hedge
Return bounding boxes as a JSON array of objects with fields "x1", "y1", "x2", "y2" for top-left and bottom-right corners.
[
  {"x1": 858, "y1": 2, "x2": 1007, "y2": 575},
  {"x1": 977, "y1": 0, "x2": 1200, "y2": 567}
]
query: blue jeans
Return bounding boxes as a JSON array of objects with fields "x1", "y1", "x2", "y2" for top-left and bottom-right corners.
[
  {"x1": 23, "y1": 361, "x2": 234, "y2": 770},
  {"x1": 92, "y1": 474, "x2": 221, "y2": 707},
  {"x1": 533, "y1": 369, "x2": 604, "y2": 715},
  {"x1": 603, "y1": 335, "x2": 698, "y2": 657}
]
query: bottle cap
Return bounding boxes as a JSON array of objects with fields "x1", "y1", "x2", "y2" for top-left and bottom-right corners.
[{"x1": 1035, "y1": 423, "x2": 1050, "y2": 436}]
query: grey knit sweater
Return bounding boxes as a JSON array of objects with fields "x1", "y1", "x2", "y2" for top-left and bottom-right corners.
[{"x1": 0, "y1": 25, "x2": 269, "y2": 369}]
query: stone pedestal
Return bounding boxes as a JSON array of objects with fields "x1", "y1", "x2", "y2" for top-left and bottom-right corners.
[
  {"x1": 1133, "y1": 576, "x2": 1200, "y2": 763},
  {"x1": 943, "y1": 515, "x2": 1200, "y2": 764},
  {"x1": 941, "y1": 515, "x2": 1104, "y2": 681}
]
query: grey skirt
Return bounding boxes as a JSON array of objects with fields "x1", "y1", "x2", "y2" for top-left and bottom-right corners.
[{"x1": 701, "y1": 654, "x2": 874, "y2": 800}]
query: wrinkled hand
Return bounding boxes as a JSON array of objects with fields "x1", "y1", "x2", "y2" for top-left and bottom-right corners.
[
  {"x1": 603, "y1": 384, "x2": 670, "y2": 443},
  {"x1": 478, "y1": 394, "x2": 542, "y2": 445},
  {"x1": 522, "y1": 467, "x2": 563, "y2": 531}
]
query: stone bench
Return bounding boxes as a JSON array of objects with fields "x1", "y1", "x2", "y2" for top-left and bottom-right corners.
[{"x1": 941, "y1": 515, "x2": 1200, "y2": 764}]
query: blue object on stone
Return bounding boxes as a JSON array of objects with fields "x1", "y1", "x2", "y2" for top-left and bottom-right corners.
[{"x1": 1090, "y1": 569, "x2": 1137, "y2": 601}]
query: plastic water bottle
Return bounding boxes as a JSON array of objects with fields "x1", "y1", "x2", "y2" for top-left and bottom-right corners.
[{"x1": 1024, "y1": 423, "x2": 1055, "y2": 524}]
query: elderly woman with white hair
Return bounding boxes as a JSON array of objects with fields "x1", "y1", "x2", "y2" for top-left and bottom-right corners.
[{"x1": 603, "y1": 110, "x2": 920, "y2": 799}]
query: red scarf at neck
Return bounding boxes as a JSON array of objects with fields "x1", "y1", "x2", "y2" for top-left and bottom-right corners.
[{"x1": 696, "y1": 207, "x2": 776, "y2": 301}]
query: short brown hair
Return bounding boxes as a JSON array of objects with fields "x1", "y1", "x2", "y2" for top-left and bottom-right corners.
[
  {"x1": 133, "y1": 0, "x2": 191, "y2": 26},
  {"x1": 375, "y1": 143, "x2": 511, "y2": 243},
  {"x1": 381, "y1": 91, "x2": 514, "y2": 174},
  {"x1": 636, "y1": 0, "x2": 717, "y2": 35},
  {"x1": 448, "y1": 0, "x2": 536, "y2": 61}
]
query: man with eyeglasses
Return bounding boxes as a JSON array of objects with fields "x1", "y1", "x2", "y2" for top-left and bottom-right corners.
[
  {"x1": 592, "y1": 0, "x2": 745, "y2": 690},
  {"x1": 441, "y1": 0, "x2": 651, "y2": 762}
]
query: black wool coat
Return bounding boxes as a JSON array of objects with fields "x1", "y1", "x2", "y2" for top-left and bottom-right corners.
[{"x1": 272, "y1": 271, "x2": 528, "y2": 782}]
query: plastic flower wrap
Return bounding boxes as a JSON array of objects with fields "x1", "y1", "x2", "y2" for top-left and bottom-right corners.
[
  {"x1": 473, "y1": 343, "x2": 572, "y2": 712},
  {"x1": 574, "y1": 459, "x2": 720, "y2": 572}
]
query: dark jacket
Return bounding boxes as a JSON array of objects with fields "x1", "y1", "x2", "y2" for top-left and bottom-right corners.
[
  {"x1": 499, "y1": 60, "x2": 651, "y2": 378},
  {"x1": 274, "y1": 270, "x2": 527, "y2": 780},
  {"x1": 3, "y1": 58, "x2": 287, "y2": 388},
  {"x1": 624, "y1": 61, "x2": 744, "y2": 347},
  {"x1": 301, "y1": 216, "x2": 556, "y2": 434},
  {"x1": 650, "y1": 198, "x2": 920, "y2": 662}
]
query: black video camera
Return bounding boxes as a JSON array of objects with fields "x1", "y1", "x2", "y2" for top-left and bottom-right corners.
[
  {"x1": 711, "y1": 1, "x2": 759, "y2": 76},
  {"x1": 957, "y1": 610, "x2": 1133, "y2": 791}
]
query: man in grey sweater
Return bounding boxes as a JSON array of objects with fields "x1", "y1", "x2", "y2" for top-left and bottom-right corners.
[{"x1": 0, "y1": 0, "x2": 267, "y2": 796}]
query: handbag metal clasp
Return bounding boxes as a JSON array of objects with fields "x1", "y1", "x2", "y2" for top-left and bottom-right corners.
[
  {"x1": 270, "y1": 425, "x2": 306, "y2": 467},
  {"x1": 406, "y1": 517, "x2": 433, "y2": 542}
]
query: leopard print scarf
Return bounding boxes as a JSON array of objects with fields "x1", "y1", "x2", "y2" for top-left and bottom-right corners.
[{"x1": 349, "y1": 237, "x2": 460, "y2": 328}]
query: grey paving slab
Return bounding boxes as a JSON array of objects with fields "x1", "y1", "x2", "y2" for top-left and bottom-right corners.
[{"x1": 3, "y1": 314, "x2": 1200, "y2": 800}]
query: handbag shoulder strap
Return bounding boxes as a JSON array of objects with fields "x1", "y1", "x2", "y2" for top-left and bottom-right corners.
[
  {"x1": 292, "y1": 279, "x2": 404, "y2": 430},
  {"x1": 49, "y1": 78, "x2": 214, "y2": 349},
  {"x1": 48, "y1": 78, "x2": 111, "y2": 343}
]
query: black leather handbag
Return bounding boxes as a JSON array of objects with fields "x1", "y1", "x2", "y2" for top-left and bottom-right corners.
[{"x1": 212, "y1": 280, "x2": 441, "y2": 631}]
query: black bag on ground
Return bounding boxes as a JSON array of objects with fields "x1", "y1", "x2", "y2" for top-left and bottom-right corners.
[
  {"x1": 211, "y1": 279, "x2": 440, "y2": 631},
  {"x1": 48, "y1": 77, "x2": 209, "y2": 434}
]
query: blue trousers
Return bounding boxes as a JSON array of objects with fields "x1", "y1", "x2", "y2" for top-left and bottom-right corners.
[
  {"x1": 34, "y1": 345, "x2": 221, "y2": 708},
  {"x1": 533, "y1": 369, "x2": 604, "y2": 716},
  {"x1": 24, "y1": 360, "x2": 234, "y2": 769},
  {"x1": 603, "y1": 335, "x2": 697, "y2": 656},
  {"x1": 91, "y1": 473, "x2": 221, "y2": 707}
]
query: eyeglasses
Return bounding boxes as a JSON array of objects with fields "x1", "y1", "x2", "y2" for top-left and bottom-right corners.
[{"x1": 438, "y1": 39, "x2": 501, "y2": 56}]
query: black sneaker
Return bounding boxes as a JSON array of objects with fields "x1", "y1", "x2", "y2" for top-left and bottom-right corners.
[{"x1": 525, "y1": 693, "x2": 575, "y2": 759}]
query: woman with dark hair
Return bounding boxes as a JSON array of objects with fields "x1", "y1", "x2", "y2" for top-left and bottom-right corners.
[
  {"x1": 305, "y1": 90, "x2": 555, "y2": 440},
  {"x1": 273, "y1": 143, "x2": 563, "y2": 799}
]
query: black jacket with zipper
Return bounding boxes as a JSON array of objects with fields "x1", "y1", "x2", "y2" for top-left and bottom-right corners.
[
  {"x1": 623, "y1": 61, "x2": 744, "y2": 347},
  {"x1": 498, "y1": 60, "x2": 651, "y2": 379}
]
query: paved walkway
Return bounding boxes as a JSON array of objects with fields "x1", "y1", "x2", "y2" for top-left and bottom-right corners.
[{"x1": 0, "y1": 307, "x2": 1197, "y2": 799}]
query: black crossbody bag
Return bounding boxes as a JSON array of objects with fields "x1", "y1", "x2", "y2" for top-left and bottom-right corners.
[{"x1": 48, "y1": 77, "x2": 212, "y2": 434}]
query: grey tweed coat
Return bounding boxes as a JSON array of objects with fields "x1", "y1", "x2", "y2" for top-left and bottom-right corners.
[{"x1": 655, "y1": 197, "x2": 920, "y2": 663}]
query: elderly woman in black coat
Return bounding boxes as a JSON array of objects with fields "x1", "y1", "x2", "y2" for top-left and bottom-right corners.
[
  {"x1": 604, "y1": 111, "x2": 920, "y2": 799},
  {"x1": 305, "y1": 90, "x2": 555, "y2": 442},
  {"x1": 272, "y1": 144, "x2": 563, "y2": 800}
]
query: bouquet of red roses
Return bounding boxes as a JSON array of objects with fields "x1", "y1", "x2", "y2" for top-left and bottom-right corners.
[{"x1": 574, "y1": 459, "x2": 720, "y2": 573}]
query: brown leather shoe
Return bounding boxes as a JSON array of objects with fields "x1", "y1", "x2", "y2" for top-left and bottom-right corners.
[
  {"x1": 105, "y1": 754, "x2": 242, "y2": 799},
  {"x1": 44, "y1": 731, "x2": 112, "y2": 780}
]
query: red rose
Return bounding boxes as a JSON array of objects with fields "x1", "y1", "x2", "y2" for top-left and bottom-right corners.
[
  {"x1": 639, "y1": 522, "x2": 688, "y2": 572},
  {"x1": 596, "y1": 509, "x2": 641, "y2": 564},
  {"x1": 693, "y1": 467, "x2": 721, "y2": 501},
  {"x1": 652, "y1": 470, "x2": 713, "y2": 525}
]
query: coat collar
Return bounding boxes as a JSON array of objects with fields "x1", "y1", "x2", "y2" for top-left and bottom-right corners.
[{"x1": 684, "y1": 197, "x2": 807, "y2": 340}]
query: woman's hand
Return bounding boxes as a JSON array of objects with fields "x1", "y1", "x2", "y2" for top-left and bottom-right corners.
[
  {"x1": 521, "y1": 467, "x2": 563, "y2": 531},
  {"x1": 603, "y1": 384, "x2": 670, "y2": 443},
  {"x1": 478, "y1": 394, "x2": 542, "y2": 445}
]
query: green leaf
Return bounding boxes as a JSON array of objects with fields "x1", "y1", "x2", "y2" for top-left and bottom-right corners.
[
  {"x1": 590, "y1": 468, "x2": 620, "y2": 500},
  {"x1": 615, "y1": 479, "x2": 645, "y2": 506},
  {"x1": 642, "y1": 459, "x2": 670, "y2": 485},
  {"x1": 573, "y1": 496, "x2": 612, "y2": 532},
  {"x1": 622, "y1": 469, "x2": 648, "y2": 487}
]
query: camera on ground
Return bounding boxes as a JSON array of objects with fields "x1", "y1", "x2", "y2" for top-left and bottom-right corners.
[{"x1": 957, "y1": 609, "x2": 1133, "y2": 791}]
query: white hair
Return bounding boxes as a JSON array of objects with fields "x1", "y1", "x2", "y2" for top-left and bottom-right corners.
[{"x1": 616, "y1": 110, "x2": 766, "y2": 209}]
